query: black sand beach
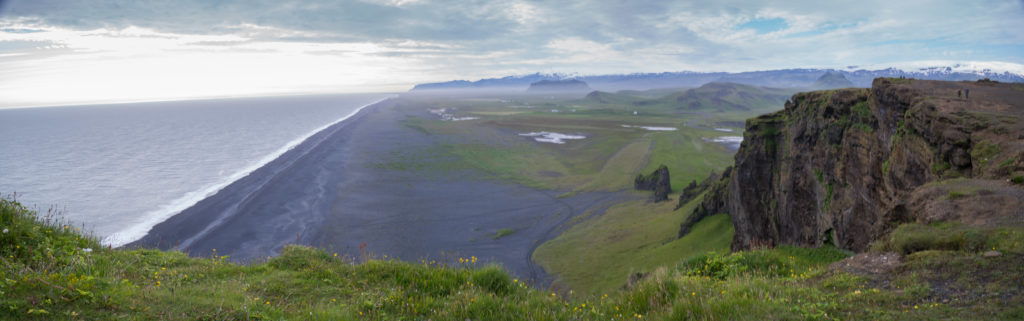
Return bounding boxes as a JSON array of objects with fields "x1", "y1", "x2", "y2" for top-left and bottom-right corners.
[{"x1": 131, "y1": 97, "x2": 623, "y2": 286}]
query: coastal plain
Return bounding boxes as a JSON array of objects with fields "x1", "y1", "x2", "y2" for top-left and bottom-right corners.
[
  {"x1": 7, "y1": 79, "x2": 1024, "y2": 320},
  {"x1": 133, "y1": 84, "x2": 779, "y2": 289}
]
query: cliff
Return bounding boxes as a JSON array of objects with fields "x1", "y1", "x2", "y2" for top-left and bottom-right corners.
[
  {"x1": 635, "y1": 165, "x2": 672, "y2": 202},
  {"x1": 682, "y1": 78, "x2": 1024, "y2": 252}
]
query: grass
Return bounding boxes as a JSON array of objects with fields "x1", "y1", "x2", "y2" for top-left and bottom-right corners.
[
  {"x1": 396, "y1": 94, "x2": 743, "y2": 195},
  {"x1": 869, "y1": 221, "x2": 1018, "y2": 255},
  {"x1": 970, "y1": 140, "x2": 1001, "y2": 170},
  {"x1": 532, "y1": 195, "x2": 734, "y2": 296},
  {"x1": 640, "y1": 129, "x2": 736, "y2": 190},
  {"x1": 4, "y1": 196, "x2": 1021, "y2": 319},
  {"x1": 492, "y1": 228, "x2": 516, "y2": 240},
  {"x1": 573, "y1": 139, "x2": 652, "y2": 193}
]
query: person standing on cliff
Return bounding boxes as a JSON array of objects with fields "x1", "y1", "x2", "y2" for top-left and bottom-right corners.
[
  {"x1": 958, "y1": 90, "x2": 962, "y2": 98},
  {"x1": 965, "y1": 88, "x2": 970, "y2": 99}
]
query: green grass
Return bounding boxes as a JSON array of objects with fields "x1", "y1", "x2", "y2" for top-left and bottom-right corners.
[
  {"x1": 4, "y1": 196, "x2": 1021, "y2": 320},
  {"x1": 573, "y1": 139, "x2": 651, "y2": 193},
  {"x1": 870, "y1": 222, "x2": 1020, "y2": 255},
  {"x1": 395, "y1": 92, "x2": 764, "y2": 194},
  {"x1": 533, "y1": 195, "x2": 734, "y2": 296},
  {"x1": 640, "y1": 129, "x2": 735, "y2": 191},
  {"x1": 493, "y1": 228, "x2": 516, "y2": 240},
  {"x1": 970, "y1": 140, "x2": 1001, "y2": 170}
]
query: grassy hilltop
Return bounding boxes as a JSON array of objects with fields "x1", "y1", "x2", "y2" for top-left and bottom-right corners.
[
  {"x1": 5, "y1": 196, "x2": 1022, "y2": 320},
  {"x1": 4, "y1": 82, "x2": 1023, "y2": 320}
]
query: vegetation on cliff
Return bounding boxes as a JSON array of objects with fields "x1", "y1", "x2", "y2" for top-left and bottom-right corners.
[{"x1": 681, "y1": 78, "x2": 1024, "y2": 253}]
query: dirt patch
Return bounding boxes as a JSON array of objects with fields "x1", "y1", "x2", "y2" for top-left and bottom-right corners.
[
  {"x1": 829, "y1": 252, "x2": 903, "y2": 277},
  {"x1": 908, "y1": 179, "x2": 1024, "y2": 227}
]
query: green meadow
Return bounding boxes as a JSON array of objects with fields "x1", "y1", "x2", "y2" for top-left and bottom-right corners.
[{"x1": 6, "y1": 195, "x2": 1022, "y2": 320}]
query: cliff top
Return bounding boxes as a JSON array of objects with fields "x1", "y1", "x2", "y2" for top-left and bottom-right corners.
[{"x1": 876, "y1": 78, "x2": 1024, "y2": 115}]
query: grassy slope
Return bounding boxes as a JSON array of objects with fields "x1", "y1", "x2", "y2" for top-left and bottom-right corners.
[
  {"x1": 640, "y1": 129, "x2": 736, "y2": 190},
  {"x1": 533, "y1": 193, "x2": 734, "y2": 295},
  {"x1": 397, "y1": 92, "x2": 758, "y2": 297},
  {"x1": 5, "y1": 196, "x2": 1022, "y2": 320}
]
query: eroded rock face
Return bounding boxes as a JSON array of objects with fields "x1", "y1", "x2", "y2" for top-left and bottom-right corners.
[
  {"x1": 635, "y1": 165, "x2": 671, "y2": 202},
  {"x1": 685, "y1": 78, "x2": 1024, "y2": 252},
  {"x1": 678, "y1": 167, "x2": 730, "y2": 237}
]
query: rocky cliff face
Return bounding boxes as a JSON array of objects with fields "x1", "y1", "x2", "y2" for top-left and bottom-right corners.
[
  {"x1": 684, "y1": 78, "x2": 1024, "y2": 252},
  {"x1": 635, "y1": 165, "x2": 672, "y2": 202}
]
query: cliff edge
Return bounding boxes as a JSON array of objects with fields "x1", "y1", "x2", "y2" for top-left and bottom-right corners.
[{"x1": 682, "y1": 78, "x2": 1024, "y2": 252}]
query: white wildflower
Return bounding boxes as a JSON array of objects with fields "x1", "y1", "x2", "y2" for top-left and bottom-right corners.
[
  {"x1": 2, "y1": 228, "x2": 7, "y2": 234},
  {"x1": 82, "y1": 248, "x2": 93, "y2": 253}
]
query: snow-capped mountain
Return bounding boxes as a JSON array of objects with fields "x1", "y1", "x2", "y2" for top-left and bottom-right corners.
[{"x1": 409, "y1": 61, "x2": 1024, "y2": 92}]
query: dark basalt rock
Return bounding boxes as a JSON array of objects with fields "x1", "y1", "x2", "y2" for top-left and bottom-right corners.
[
  {"x1": 678, "y1": 166, "x2": 731, "y2": 238},
  {"x1": 679, "y1": 78, "x2": 1024, "y2": 252},
  {"x1": 635, "y1": 165, "x2": 671, "y2": 202}
]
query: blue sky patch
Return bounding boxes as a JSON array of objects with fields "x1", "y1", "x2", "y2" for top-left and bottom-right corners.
[{"x1": 737, "y1": 18, "x2": 788, "y2": 34}]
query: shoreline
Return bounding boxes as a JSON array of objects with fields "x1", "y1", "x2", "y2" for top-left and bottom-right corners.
[
  {"x1": 107, "y1": 96, "x2": 393, "y2": 247},
  {"x1": 128, "y1": 98, "x2": 394, "y2": 255},
  {"x1": 129, "y1": 96, "x2": 619, "y2": 286}
]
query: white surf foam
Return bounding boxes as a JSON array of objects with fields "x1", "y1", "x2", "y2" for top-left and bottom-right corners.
[{"x1": 101, "y1": 97, "x2": 392, "y2": 247}]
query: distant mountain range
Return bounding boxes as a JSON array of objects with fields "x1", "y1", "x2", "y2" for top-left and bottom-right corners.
[
  {"x1": 410, "y1": 64, "x2": 1024, "y2": 92},
  {"x1": 583, "y1": 82, "x2": 794, "y2": 112},
  {"x1": 527, "y1": 79, "x2": 592, "y2": 93},
  {"x1": 811, "y1": 71, "x2": 855, "y2": 89}
]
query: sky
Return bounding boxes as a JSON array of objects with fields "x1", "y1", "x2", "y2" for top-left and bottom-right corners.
[{"x1": 1, "y1": 0, "x2": 1022, "y2": 108}]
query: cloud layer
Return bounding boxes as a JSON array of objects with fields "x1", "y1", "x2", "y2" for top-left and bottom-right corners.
[{"x1": 1, "y1": 0, "x2": 1022, "y2": 106}]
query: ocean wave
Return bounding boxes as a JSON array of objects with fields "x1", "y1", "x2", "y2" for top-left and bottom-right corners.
[{"x1": 101, "y1": 97, "x2": 392, "y2": 247}]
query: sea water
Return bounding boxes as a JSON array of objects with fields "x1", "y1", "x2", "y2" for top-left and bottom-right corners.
[{"x1": 0, "y1": 93, "x2": 389, "y2": 246}]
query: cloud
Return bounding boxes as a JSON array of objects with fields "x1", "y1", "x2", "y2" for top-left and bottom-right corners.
[{"x1": 0, "y1": 0, "x2": 1022, "y2": 106}]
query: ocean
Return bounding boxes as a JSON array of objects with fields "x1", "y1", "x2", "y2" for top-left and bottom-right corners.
[{"x1": 0, "y1": 93, "x2": 390, "y2": 247}]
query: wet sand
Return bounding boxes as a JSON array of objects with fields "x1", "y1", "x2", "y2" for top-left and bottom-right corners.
[{"x1": 131, "y1": 97, "x2": 625, "y2": 286}]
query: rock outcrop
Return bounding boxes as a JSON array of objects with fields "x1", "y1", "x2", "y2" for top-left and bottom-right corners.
[
  {"x1": 675, "y1": 169, "x2": 723, "y2": 210},
  {"x1": 681, "y1": 78, "x2": 1024, "y2": 252},
  {"x1": 677, "y1": 166, "x2": 731, "y2": 237},
  {"x1": 635, "y1": 165, "x2": 671, "y2": 202}
]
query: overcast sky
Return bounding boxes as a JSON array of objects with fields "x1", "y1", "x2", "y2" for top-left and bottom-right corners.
[{"x1": 1, "y1": 0, "x2": 1022, "y2": 107}]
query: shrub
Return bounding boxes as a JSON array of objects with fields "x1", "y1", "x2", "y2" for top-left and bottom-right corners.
[
  {"x1": 678, "y1": 251, "x2": 790, "y2": 280},
  {"x1": 472, "y1": 265, "x2": 513, "y2": 295},
  {"x1": 875, "y1": 223, "x2": 989, "y2": 254},
  {"x1": 493, "y1": 228, "x2": 515, "y2": 239}
]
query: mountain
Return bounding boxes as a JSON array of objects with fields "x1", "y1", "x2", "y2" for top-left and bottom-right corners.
[
  {"x1": 678, "y1": 78, "x2": 1024, "y2": 252},
  {"x1": 579, "y1": 82, "x2": 794, "y2": 112},
  {"x1": 409, "y1": 63, "x2": 1024, "y2": 92},
  {"x1": 526, "y1": 79, "x2": 592, "y2": 93},
  {"x1": 655, "y1": 82, "x2": 794, "y2": 112},
  {"x1": 811, "y1": 71, "x2": 855, "y2": 89},
  {"x1": 410, "y1": 72, "x2": 566, "y2": 91}
]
